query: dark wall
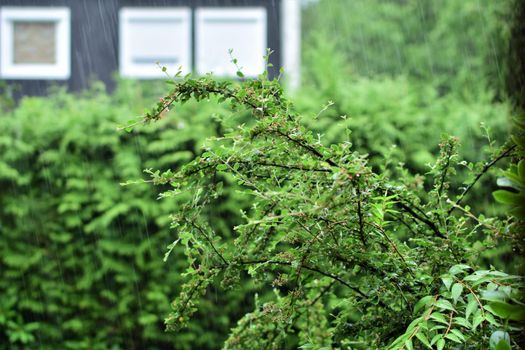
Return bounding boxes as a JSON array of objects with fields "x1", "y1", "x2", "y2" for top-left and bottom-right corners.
[{"x1": 0, "y1": 0, "x2": 282, "y2": 97}]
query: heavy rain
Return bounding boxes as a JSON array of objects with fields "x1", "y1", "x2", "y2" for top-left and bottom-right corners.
[{"x1": 0, "y1": 0, "x2": 523, "y2": 349}]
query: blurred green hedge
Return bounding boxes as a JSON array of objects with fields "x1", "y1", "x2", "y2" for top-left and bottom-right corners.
[
  {"x1": 302, "y1": 0, "x2": 513, "y2": 96},
  {"x1": 0, "y1": 81, "x2": 252, "y2": 349},
  {"x1": 299, "y1": 3, "x2": 512, "y2": 214}
]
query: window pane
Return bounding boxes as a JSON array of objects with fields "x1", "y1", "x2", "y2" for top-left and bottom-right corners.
[
  {"x1": 128, "y1": 19, "x2": 183, "y2": 65},
  {"x1": 119, "y1": 8, "x2": 192, "y2": 78},
  {"x1": 13, "y1": 21, "x2": 56, "y2": 64},
  {"x1": 196, "y1": 8, "x2": 266, "y2": 77}
]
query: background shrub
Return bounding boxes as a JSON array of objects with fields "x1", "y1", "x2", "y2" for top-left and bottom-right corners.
[{"x1": 0, "y1": 81, "x2": 252, "y2": 349}]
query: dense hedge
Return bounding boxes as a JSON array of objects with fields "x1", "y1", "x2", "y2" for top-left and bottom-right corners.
[
  {"x1": 0, "y1": 82, "x2": 252, "y2": 349},
  {"x1": 299, "y1": 0, "x2": 512, "y2": 216},
  {"x1": 302, "y1": 0, "x2": 514, "y2": 96}
]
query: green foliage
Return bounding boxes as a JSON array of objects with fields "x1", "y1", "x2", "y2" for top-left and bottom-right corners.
[
  {"x1": 295, "y1": 0, "x2": 512, "y2": 220},
  {"x1": 296, "y1": 69, "x2": 510, "y2": 174},
  {"x1": 0, "y1": 81, "x2": 16, "y2": 112},
  {"x1": 505, "y1": 0, "x2": 525, "y2": 109},
  {"x1": 493, "y1": 160, "x2": 525, "y2": 217},
  {"x1": 136, "y1": 67, "x2": 523, "y2": 349},
  {"x1": 492, "y1": 111, "x2": 525, "y2": 270},
  {"x1": 0, "y1": 81, "x2": 251, "y2": 349},
  {"x1": 302, "y1": 0, "x2": 513, "y2": 95},
  {"x1": 390, "y1": 265, "x2": 524, "y2": 349}
]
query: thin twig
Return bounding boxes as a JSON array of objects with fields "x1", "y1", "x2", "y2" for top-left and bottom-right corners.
[{"x1": 448, "y1": 145, "x2": 516, "y2": 215}]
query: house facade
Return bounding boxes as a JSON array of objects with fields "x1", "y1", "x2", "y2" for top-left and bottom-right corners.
[{"x1": 0, "y1": 0, "x2": 300, "y2": 96}]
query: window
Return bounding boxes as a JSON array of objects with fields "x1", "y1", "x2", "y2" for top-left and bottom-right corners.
[
  {"x1": 195, "y1": 7, "x2": 266, "y2": 77},
  {"x1": 0, "y1": 7, "x2": 70, "y2": 79},
  {"x1": 119, "y1": 8, "x2": 191, "y2": 78}
]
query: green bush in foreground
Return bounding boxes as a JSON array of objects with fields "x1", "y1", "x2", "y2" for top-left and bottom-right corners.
[
  {"x1": 0, "y1": 82, "x2": 251, "y2": 349},
  {"x1": 131, "y1": 67, "x2": 524, "y2": 349}
]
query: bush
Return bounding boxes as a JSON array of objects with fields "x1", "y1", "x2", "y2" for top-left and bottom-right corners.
[
  {"x1": 135, "y1": 70, "x2": 523, "y2": 349},
  {"x1": 0, "y1": 81, "x2": 251, "y2": 349}
]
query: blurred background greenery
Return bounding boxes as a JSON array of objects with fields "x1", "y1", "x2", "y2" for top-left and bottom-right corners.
[{"x1": 0, "y1": 0, "x2": 520, "y2": 348}]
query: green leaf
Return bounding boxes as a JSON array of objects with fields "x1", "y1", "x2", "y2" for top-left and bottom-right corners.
[
  {"x1": 466, "y1": 298, "x2": 478, "y2": 320},
  {"x1": 430, "y1": 312, "x2": 448, "y2": 324},
  {"x1": 441, "y1": 276, "x2": 453, "y2": 290},
  {"x1": 430, "y1": 334, "x2": 442, "y2": 346},
  {"x1": 216, "y1": 164, "x2": 228, "y2": 171},
  {"x1": 489, "y1": 331, "x2": 511, "y2": 350},
  {"x1": 484, "y1": 312, "x2": 499, "y2": 326},
  {"x1": 495, "y1": 341, "x2": 512, "y2": 350},
  {"x1": 453, "y1": 317, "x2": 471, "y2": 328},
  {"x1": 493, "y1": 190, "x2": 522, "y2": 205},
  {"x1": 163, "y1": 238, "x2": 181, "y2": 262},
  {"x1": 518, "y1": 159, "x2": 525, "y2": 178},
  {"x1": 445, "y1": 332, "x2": 462, "y2": 344},
  {"x1": 450, "y1": 329, "x2": 466, "y2": 342},
  {"x1": 406, "y1": 317, "x2": 423, "y2": 331},
  {"x1": 472, "y1": 310, "x2": 484, "y2": 330},
  {"x1": 486, "y1": 301, "x2": 525, "y2": 321},
  {"x1": 451, "y1": 283, "x2": 463, "y2": 304},
  {"x1": 415, "y1": 332, "x2": 432, "y2": 349},
  {"x1": 436, "y1": 338, "x2": 445, "y2": 350},
  {"x1": 236, "y1": 71, "x2": 245, "y2": 78},
  {"x1": 414, "y1": 295, "x2": 434, "y2": 315},
  {"x1": 429, "y1": 325, "x2": 446, "y2": 332},
  {"x1": 435, "y1": 299, "x2": 455, "y2": 311},
  {"x1": 481, "y1": 290, "x2": 509, "y2": 302},
  {"x1": 449, "y1": 264, "x2": 471, "y2": 275}
]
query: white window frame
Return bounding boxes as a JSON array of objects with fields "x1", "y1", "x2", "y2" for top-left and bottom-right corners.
[
  {"x1": 0, "y1": 7, "x2": 70, "y2": 80},
  {"x1": 195, "y1": 7, "x2": 267, "y2": 77},
  {"x1": 119, "y1": 8, "x2": 192, "y2": 78}
]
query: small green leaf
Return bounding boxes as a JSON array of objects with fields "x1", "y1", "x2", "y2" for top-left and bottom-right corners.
[
  {"x1": 430, "y1": 312, "x2": 448, "y2": 324},
  {"x1": 415, "y1": 332, "x2": 432, "y2": 349},
  {"x1": 430, "y1": 334, "x2": 442, "y2": 346},
  {"x1": 472, "y1": 310, "x2": 484, "y2": 330},
  {"x1": 451, "y1": 283, "x2": 463, "y2": 304},
  {"x1": 216, "y1": 164, "x2": 228, "y2": 171},
  {"x1": 450, "y1": 329, "x2": 466, "y2": 342},
  {"x1": 453, "y1": 317, "x2": 471, "y2": 328},
  {"x1": 236, "y1": 71, "x2": 245, "y2": 78},
  {"x1": 435, "y1": 299, "x2": 455, "y2": 311},
  {"x1": 429, "y1": 325, "x2": 446, "y2": 332},
  {"x1": 414, "y1": 295, "x2": 434, "y2": 314},
  {"x1": 466, "y1": 298, "x2": 478, "y2": 320},
  {"x1": 449, "y1": 264, "x2": 470, "y2": 275},
  {"x1": 436, "y1": 338, "x2": 445, "y2": 350},
  {"x1": 441, "y1": 276, "x2": 453, "y2": 290},
  {"x1": 445, "y1": 332, "x2": 462, "y2": 344},
  {"x1": 406, "y1": 317, "x2": 423, "y2": 331},
  {"x1": 483, "y1": 312, "x2": 499, "y2": 326}
]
